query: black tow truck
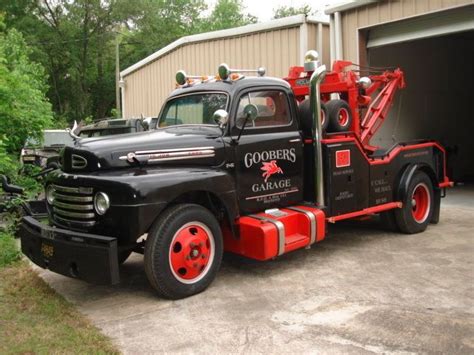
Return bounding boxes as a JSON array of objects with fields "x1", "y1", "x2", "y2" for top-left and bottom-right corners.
[{"x1": 19, "y1": 51, "x2": 452, "y2": 299}]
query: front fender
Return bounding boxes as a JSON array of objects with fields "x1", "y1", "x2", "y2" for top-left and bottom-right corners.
[
  {"x1": 47, "y1": 167, "x2": 237, "y2": 243},
  {"x1": 128, "y1": 167, "x2": 238, "y2": 233}
]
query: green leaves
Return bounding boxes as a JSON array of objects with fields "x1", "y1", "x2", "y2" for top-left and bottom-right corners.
[
  {"x1": 0, "y1": 19, "x2": 53, "y2": 155},
  {"x1": 1, "y1": 0, "x2": 259, "y2": 125},
  {"x1": 272, "y1": 4, "x2": 315, "y2": 19}
]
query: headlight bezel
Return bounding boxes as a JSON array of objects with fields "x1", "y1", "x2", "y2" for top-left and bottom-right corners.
[
  {"x1": 46, "y1": 185, "x2": 55, "y2": 205},
  {"x1": 94, "y1": 192, "x2": 110, "y2": 215}
]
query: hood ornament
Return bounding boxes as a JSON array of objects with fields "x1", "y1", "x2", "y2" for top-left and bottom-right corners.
[{"x1": 68, "y1": 120, "x2": 81, "y2": 141}]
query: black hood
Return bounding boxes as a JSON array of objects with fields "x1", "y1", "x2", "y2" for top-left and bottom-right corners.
[{"x1": 61, "y1": 126, "x2": 226, "y2": 173}]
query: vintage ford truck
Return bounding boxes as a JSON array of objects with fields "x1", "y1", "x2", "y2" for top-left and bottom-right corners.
[{"x1": 19, "y1": 51, "x2": 451, "y2": 299}]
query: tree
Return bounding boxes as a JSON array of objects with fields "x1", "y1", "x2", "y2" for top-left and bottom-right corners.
[
  {"x1": 0, "y1": 15, "x2": 53, "y2": 155},
  {"x1": 201, "y1": 0, "x2": 257, "y2": 32},
  {"x1": 0, "y1": 0, "x2": 259, "y2": 125},
  {"x1": 272, "y1": 4, "x2": 314, "y2": 19}
]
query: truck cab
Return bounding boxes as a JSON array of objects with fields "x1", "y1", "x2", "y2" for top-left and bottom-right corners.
[{"x1": 18, "y1": 51, "x2": 451, "y2": 299}]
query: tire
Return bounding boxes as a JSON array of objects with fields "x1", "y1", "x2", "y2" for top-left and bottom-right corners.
[
  {"x1": 298, "y1": 99, "x2": 329, "y2": 133},
  {"x1": 144, "y1": 204, "x2": 223, "y2": 299},
  {"x1": 394, "y1": 171, "x2": 434, "y2": 234},
  {"x1": 326, "y1": 99, "x2": 353, "y2": 133}
]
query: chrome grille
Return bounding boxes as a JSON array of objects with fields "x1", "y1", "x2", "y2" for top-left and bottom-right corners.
[{"x1": 51, "y1": 184, "x2": 95, "y2": 228}]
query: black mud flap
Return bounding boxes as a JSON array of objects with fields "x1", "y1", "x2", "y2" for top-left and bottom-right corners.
[{"x1": 19, "y1": 216, "x2": 120, "y2": 285}]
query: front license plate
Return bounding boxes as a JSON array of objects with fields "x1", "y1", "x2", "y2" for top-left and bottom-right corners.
[
  {"x1": 41, "y1": 243, "x2": 54, "y2": 258},
  {"x1": 41, "y1": 228, "x2": 54, "y2": 240}
]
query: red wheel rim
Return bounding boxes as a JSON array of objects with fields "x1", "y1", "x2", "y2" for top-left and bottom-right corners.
[
  {"x1": 338, "y1": 108, "x2": 349, "y2": 127},
  {"x1": 321, "y1": 109, "x2": 326, "y2": 126},
  {"x1": 168, "y1": 222, "x2": 215, "y2": 284},
  {"x1": 411, "y1": 183, "x2": 431, "y2": 223}
]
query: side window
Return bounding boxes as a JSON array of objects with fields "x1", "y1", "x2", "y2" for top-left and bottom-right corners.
[{"x1": 236, "y1": 90, "x2": 291, "y2": 128}]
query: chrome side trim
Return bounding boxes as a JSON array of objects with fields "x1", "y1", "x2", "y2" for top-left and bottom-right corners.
[
  {"x1": 249, "y1": 214, "x2": 286, "y2": 256},
  {"x1": 53, "y1": 207, "x2": 95, "y2": 219},
  {"x1": 54, "y1": 192, "x2": 93, "y2": 202},
  {"x1": 54, "y1": 215, "x2": 96, "y2": 227},
  {"x1": 53, "y1": 200, "x2": 93, "y2": 211},
  {"x1": 135, "y1": 146, "x2": 215, "y2": 154},
  {"x1": 286, "y1": 207, "x2": 316, "y2": 245},
  {"x1": 119, "y1": 148, "x2": 215, "y2": 162},
  {"x1": 148, "y1": 150, "x2": 215, "y2": 162},
  {"x1": 52, "y1": 185, "x2": 93, "y2": 194}
]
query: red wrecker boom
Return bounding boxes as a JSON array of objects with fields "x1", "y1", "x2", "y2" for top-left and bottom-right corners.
[{"x1": 284, "y1": 60, "x2": 405, "y2": 151}]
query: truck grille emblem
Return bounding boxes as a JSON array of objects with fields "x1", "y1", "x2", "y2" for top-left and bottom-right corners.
[{"x1": 71, "y1": 154, "x2": 87, "y2": 169}]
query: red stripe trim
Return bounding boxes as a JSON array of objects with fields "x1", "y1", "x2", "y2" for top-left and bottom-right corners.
[{"x1": 327, "y1": 202, "x2": 402, "y2": 223}]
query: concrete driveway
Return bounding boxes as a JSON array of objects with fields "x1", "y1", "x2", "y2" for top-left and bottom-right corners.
[{"x1": 36, "y1": 186, "x2": 474, "y2": 354}]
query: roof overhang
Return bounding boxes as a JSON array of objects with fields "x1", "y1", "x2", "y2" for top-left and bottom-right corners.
[
  {"x1": 121, "y1": 15, "x2": 328, "y2": 78},
  {"x1": 325, "y1": 0, "x2": 380, "y2": 15}
]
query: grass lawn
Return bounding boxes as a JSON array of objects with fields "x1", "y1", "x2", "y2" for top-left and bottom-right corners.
[{"x1": 0, "y1": 231, "x2": 119, "y2": 354}]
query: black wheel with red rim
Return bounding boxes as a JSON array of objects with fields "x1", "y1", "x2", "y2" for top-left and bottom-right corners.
[
  {"x1": 144, "y1": 204, "x2": 223, "y2": 299},
  {"x1": 298, "y1": 99, "x2": 329, "y2": 133},
  {"x1": 394, "y1": 171, "x2": 434, "y2": 234},
  {"x1": 326, "y1": 99, "x2": 353, "y2": 133}
]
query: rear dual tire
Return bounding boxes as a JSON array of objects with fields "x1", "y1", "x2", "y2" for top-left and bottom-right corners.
[
  {"x1": 381, "y1": 171, "x2": 434, "y2": 234},
  {"x1": 144, "y1": 204, "x2": 223, "y2": 299},
  {"x1": 394, "y1": 171, "x2": 434, "y2": 234}
]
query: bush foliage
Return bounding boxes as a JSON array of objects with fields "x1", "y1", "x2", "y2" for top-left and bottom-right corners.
[{"x1": 0, "y1": 16, "x2": 53, "y2": 156}]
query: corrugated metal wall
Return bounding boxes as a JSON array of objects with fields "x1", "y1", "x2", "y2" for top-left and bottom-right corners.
[
  {"x1": 340, "y1": 0, "x2": 474, "y2": 63},
  {"x1": 123, "y1": 23, "x2": 328, "y2": 118}
]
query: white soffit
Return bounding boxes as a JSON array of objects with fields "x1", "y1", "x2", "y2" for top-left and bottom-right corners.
[{"x1": 367, "y1": 5, "x2": 474, "y2": 48}]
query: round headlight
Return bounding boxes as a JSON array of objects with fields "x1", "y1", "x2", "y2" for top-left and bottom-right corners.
[
  {"x1": 94, "y1": 192, "x2": 110, "y2": 215},
  {"x1": 46, "y1": 185, "x2": 55, "y2": 205}
]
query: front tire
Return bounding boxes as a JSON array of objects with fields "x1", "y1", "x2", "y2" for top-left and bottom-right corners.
[
  {"x1": 144, "y1": 204, "x2": 223, "y2": 299},
  {"x1": 394, "y1": 171, "x2": 434, "y2": 234}
]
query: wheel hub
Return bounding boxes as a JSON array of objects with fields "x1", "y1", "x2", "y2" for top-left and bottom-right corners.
[
  {"x1": 168, "y1": 222, "x2": 214, "y2": 283},
  {"x1": 411, "y1": 183, "x2": 430, "y2": 223}
]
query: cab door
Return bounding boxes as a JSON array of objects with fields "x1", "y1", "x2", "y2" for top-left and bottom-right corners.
[{"x1": 232, "y1": 88, "x2": 304, "y2": 214}]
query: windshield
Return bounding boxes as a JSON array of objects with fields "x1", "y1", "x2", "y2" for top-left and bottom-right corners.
[
  {"x1": 25, "y1": 131, "x2": 74, "y2": 147},
  {"x1": 158, "y1": 93, "x2": 227, "y2": 127}
]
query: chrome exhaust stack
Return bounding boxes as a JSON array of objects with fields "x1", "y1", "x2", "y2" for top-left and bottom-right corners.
[{"x1": 309, "y1": 65, "x2": 327, "y2": 207}]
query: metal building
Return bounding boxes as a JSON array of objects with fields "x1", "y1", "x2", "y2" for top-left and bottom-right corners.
[
  {"x1": 120, "y1": 15, "x2": 329, "y2": 119},
  {"x1": 326, "y1": 0, "x2": 474, "y2": 181}
]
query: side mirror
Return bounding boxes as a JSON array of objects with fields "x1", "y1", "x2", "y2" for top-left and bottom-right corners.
[
  {"x1": 243, "y1": 104, "x2": 258, "y2": 121},
  {"x1": 234, "y1": 104, "x2": 259, "y2": 143},
  {"x1": 212, "y1": 109, "x2": 229, "y2": 128}
]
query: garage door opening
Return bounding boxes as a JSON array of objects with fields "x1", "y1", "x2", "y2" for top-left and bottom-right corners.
[{"x1": 366, "y1": 30, "x2": 474, "y2": 183}]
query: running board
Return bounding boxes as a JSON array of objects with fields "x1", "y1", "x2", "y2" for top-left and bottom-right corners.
[{"x1": 224, "y1": 206, "x2": 325, "y2": 261}]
